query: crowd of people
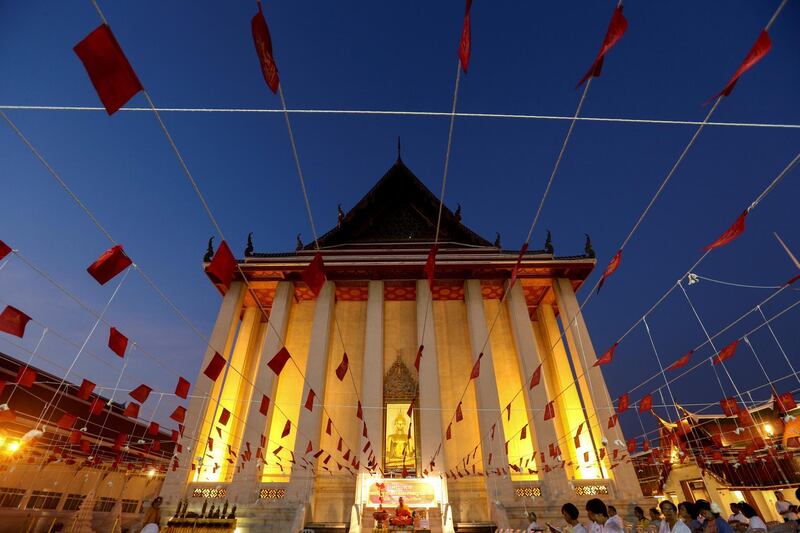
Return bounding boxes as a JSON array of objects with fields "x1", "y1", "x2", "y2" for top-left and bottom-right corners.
[{"x1": 517, "y1": 489, "x2": 800, "y2": 533}]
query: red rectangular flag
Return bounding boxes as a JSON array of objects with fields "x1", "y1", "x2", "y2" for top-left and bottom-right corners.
[
  {"x1": 89, "y1": 397, "x2": 105, "y2": 417},
  {"x1": 668, "y1": 350, "x2": 693, "y2": 371},
  {"x1": 219, "y1": 408, "x2": 231, "y2": 426},
  {"x1": 356, "y1": 401, "x2": 363, "y2": 420},
  {"x1": 108, "y1": 327, "x2": 128, "y2": 358},
  {"x1": 87, "y1": 245, "x2": 132, "y2": 285},
  {"x1": 520, "y1": 424, "x2": 528, "y2": 440},
  {"x1": 529, "y1": 364, "x2": 542, "y2": 389},
  {"x1": 703, "y1": 211, "x2": 747, "y2": 251},
  {"x1": 205, "y1": 240, "x2": 237, "y2": 294},
  {"x1": 594, "y1": 342, "x2": 618, "y2": 366},
  {"x1": 455, "y1": 402, "x2": 464, "y2": 423},
  {"x1": 129, "y1": 384, "x2": 151, "y2": 404},
  {"x1": 175, "y1": 377, "x2": 190, "y2": 399},
  {"x1": 302, "y1": 253, "x2": 326, "y2": 296},
  {"x1": 268, "y1": 347, "x2": 291, "y2": 375},
  {"x1": 170, "y1": 406, "x2": 186, "y2": 424},
  {"x1": 446, "y1": 423, "x2": 452, "y2": 440},
  {"x1": 304, "y1": 389, "x2": 316, "y2": 412},
  {"x1": 281, "y1": 419, "x2": 291, "y2": 439},
  {"x1": 252, "y1": 1, "x2": 280, "y2": 94},
  {"x1": 77, "y1": 379, "x2": 95, "y2": 401},
  {"x1": 712, "y1": 339, "x2": 739, "y2": 365},
  {"x1": 203, "y1": 352, "x2": 226, "y2": 381},
  {"x1": 148, "y1": 422, "x2": 159, "y2": 436},
  {"x1": 423, "y1": 245, "x2": 437, "y2": 290},
  {"x1": 73, "y1": 24, "x2": 143, "y2": 115},
  {"x1": 470, "y1": 352, "x2": 482, "y2": 379},
  {"x1": 16, "y1": 366, "x2": 36, "y2": 388},
  {"x1": 720, "y1": 396, "x2": 739, "y2": 416},
  {"x1": 458, "y1": 0, "x2": 473, "y2": 73},
  {"x1": 712, "y1": 30, "x2": 771, "y2": 100},
  {"x1": 123, "y1": 402, "x2": 140, "y2": 418},
  {"x1": 638, "y1": 393, "x2": 652, "y2": 413},
  {"x1": 259, "y1": 394, "x2": 271, "y2": 416},
  {"x1": 0, "y1": 306, "x2": 32, "y2": 338},
  {"x1": 597, "y1": 250, "x2": 622, "y2": 293},
  {"x1": 414, "y1": 345, "x2": 424, "y2": 372},
  {"x1": 608, "y1": 414, "x2": 618, "y2": 428},
  {"x1": 617, "y1": 393, "x2": 629, "y2": 413},
  {"x1": 335, "y1": 352, "x2": 349, "y2": 381},
  {"x1": 577, "y1": 6, "x2": 628, "y2": 88},
  {"x1": 543, "y1": 401, "x2": 555, "y2": 421},
  {"x1": 775, "y1": 392, "x2": 797, "y2": 412}
]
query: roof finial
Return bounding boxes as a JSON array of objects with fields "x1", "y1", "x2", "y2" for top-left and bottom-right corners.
[
  {"x1": 296, "y1": 233, "x2": 304, "y2": 251},
  {"x1": 337, "y1": 204, "x2": 345, "y2": 227},
  {"x1": 494, "y1": 232, "x2": 502, "y2": 248},
  {"x1": 544, "y1": 230, "x2": 554, "y2": 255},
  {"x1": 244, "y1": 232, "x2": 254, "y2": 257},
  {"x1": 203, "y1": 237, "x2": 214, "y2": 262},
  {"x1": 396, "y1": 136, "x2": 402, "y2": 162},
  {"x1": 584, "y1": 234, "x2": 596, "y2": 258},
  {"x1": 454, "y1": 203, "x2": 462, "y2": 223}
]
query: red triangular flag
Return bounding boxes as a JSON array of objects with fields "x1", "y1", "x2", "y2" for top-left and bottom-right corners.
[
  {"x1": 617, "y1": 393, "x2": 629, "y2": 413},
  {"x1": 703, "y1": 211, "x2": 748, "y2": 251},
  {"x1": 148, "y1": 422, "x2": 159, "y2": 436},
  {"x1": 668, "y1": 350, "x2": 693, "y2": 371},
  {"x1": 423, "y1": 245, "x2": 437, "y2": 290},
  {"x1": 529, "y1": 364, "x2": 542, "y2": 389},
  {"x1": 335, "y1": 352, "x2": 349, "y2": 381},
  {"x1": 455, "y1": 402, "x2": 464, "y2": 422},
  {"x1": 543, "y1": 401, "x2": 555, "y2": 421},
  {"x1": 0, "y1": 306, "x2": 32, "y2": 338},
  {"x1": 458, "y1": 0, "x2": 473, "y2": 73},
  {"x1": 508, "y1": 243, "x2": 529, "y2": 292},
  {"x1": 259, "y1": 394, "x2": 271, "y2": 416},
  {"x1": 608, "y1": 414, "x2": 618, "y2": 429},
  {"x1": 123, "y1": 402, "x2": 140, "y2": 418},
  {"x1": 175, "y1": 377, "x2": 190, "y2": 399},
  {"x1": 597, "y1": 250, "x2": 622, "y2": 293},
  {"x1": 638, "y1": 394, "x2": 652, "y2": 413},
  {"x1": 73, "y1": 25, "x2": 143, "y2": 115},
  {"x1": 15, "y1": 366, "x2": 36, "y2": 388},
  {"x1": 203, "y1": 352, "x2": 226, "y2": 381},
  {"x1": 77, "y1": 379, "x2": 95, "y2": 401},
  {"x1": 577, "y1": 6, "x2": 628, "y2": 88},
  {"x1": 407, "y1": 400, "x2": 414, "y2": 418},
  {"x1": 737, "y1": 408, "x2": 753, "y2": 427},
  {"x1": 305, "y1": 440, "x2": 313, "y2": 454},
  {"x1": 129, "y1": 384, "x2": 151, "y2": 404},
  {"x1": 720, "y1": 396, "x2": 739, "y2": 416},
  {"x1": 108, "y1": 327, "x2": 128, "y2": 358},
  {"x1": 281, "y1": 419, "x2": 291, "y2": 438},
  {"x1": 326, "y1": 418, "x2": 332, "y2": 435},
  {"x1": 356, "y1": 401, "x2": 363, "y2": 420},
  {"x1": 446, "y1": 423, "x2": 452, "y2": 440},
  {"x1": 594, "y1": 342, "x2": 618, "y2": 366},
  {"x1": 470, "y1": 353, "x2": 482, "y2": 379},
  {"x1": 712, "y1": 339, "x2": 738, "y2": 365},
  {"x1": 0, "y1": 241, "x2": 11, "y2": 261},
  {"x1": 627, "y1": 439, "x2": 637, "y2": 453},
  {"x1": 219, "y1": 408, "x2": 231, "y2": 426},
  {"x1": 251, "y1": 1, "x2": 280, "y2": 94},
  {"x1": 205, "y1": 240, "x2": 237, "y2": 294},
  {"x1": 86, "y1": 245, "x2": 132, "y2": 285},
  {"x1": 414, "y1": 345, "x2": 424, "y2": 372},
  {"x1": 268, "y1": 347, "x2": 291, "y2": 375},
  {"x1": 302, "y1": 253, "x2": 326, "y2": 296},
  {"x1": 170, "y1": 406, "x2": 186, "y2": 424},
  {"x1": 776, "y1": 392, "x2": 797, "y2": 412},
  {"x1": 520, "y1": 424, "x2": 527, "y2": 440},
  {"x1": 712, "y1": 30, "x2": 771, "y2": 100},
  {"x1": 304, "y1": 389, "x2": 316, "y2": 412}
]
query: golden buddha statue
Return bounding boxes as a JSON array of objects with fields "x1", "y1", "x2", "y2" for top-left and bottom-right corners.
[{"x1": 385, "y1": 411, "x2": 415, "y2": 469}]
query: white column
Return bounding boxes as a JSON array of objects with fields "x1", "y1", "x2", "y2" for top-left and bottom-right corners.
[
  {"x1": 416, "y1": 280, "x2": 448, "y2": 475},
  {"x1": 232, "y1": 281, "x2": 294, "y2": 499},
  {"x1": 505, "y1": 282, "x2": 570, "y2": 499},
  {"x1": 288, "y1": 281, "x2": 336, "y2": 497},
  {"x1": 552, "y1": 278, "x2": 643, "y2": 499},
  {"x1": 361, "y1": 281, "x2": 384, "y2": 467},
  {"x1": 463, "y1": 280, "x2": 514, "y2": 526},
  {"x1": 161, "y1": 281, "x2": 245, "y2": 504}
]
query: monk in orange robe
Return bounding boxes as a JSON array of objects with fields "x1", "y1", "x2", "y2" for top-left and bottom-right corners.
[{"x1": 389, "y1": 497, "x2": 413, "y2": 526}]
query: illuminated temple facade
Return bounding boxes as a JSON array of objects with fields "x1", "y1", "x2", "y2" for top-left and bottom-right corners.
[{"x1": 161, "y1": 157, "x2": 644, "y2": 532}]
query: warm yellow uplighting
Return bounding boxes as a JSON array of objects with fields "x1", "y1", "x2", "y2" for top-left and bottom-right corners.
[
  {"x1": 147, "y1": 468, "x2": 156, "y2": 478},
  {"x1": 5, "y1": 440, "x2": 21, "y2": 454},
  {"x1": 764, "y1": 423, "x2": 774, "y2": 436}
]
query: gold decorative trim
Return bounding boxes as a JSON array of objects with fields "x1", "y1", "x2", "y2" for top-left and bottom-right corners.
[
  {"x1": 384, "y1": 354, "x2": 417, "y2": 401},
  {"x1": 514, "y1": 487, "x2": 542, "y2": 498},
  {"x1": 259, "y1": 488, "x2": 286, "y2": 500},
  {"x1": 192, "y1": 488, "x2": 227, "y2": 499},
  {"x1": 574, "y1": 484, "x2": 609, "y2": 496}
]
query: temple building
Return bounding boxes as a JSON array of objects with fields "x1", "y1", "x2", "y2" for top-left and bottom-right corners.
[
  {"x1": 161, "y1": 156, "x2": 646, "y2": 532},
  {"x1": 633, "y1": 398, "x2": 800, "y2": 523}
]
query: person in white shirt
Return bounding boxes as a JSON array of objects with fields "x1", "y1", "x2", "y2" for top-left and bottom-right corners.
[
  {"x1": 608, "y1": 506, "x2": 624, "y2": 531},
  {"x1": 657, "y1": 500, "x2": 691, "y2": 533},
  {"x1": 527, "y1": 511, "x2": 541, "y2": 533},
  {"x1": 649, "y1": 507, "x2": 663, "y2": 532},
  {"x1": 727, "y1": 503, "x2": 748, "y2": 526},
  {"x1": 561, "y1": 502, "x2": 588, "y2": 533},
  {"x1": 586, "y1": 498, "x2": 624, "y2": 533},
  {"x1": 775, "y1": 491, "x2": 792, "y2": 522},
  {"x1": 738, "y1": 503, "x2": 767, "y2": 533}
]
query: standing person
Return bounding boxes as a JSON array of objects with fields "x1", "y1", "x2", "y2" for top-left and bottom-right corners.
[
  {"x1": 635, "y1": 507, "x2": 649, "y2": 532},
  {"x1": 586, "y1": 498, "x2": 624, "y2": 533},
  {"x1": 608, "y1": 506, "x2": 624, "y2": 531},
  {"x1": 696, "y1": 500, "x2": 733, "y2": 533},
  {"x1": 650, "y1": 508, "x2": 663, "y2": 531},
  {"x1": 141, "y1": 496, "x2": 162, "y2": 533},
  {"x1": 775, "y1": 492, "x2": 792, "y2": 522},
  {"x1": 658, "y1": 501, "x2": 691, "y2": 533},
  {"x1": 728, "y1": 503, "x2": 748, "y2": 526},
  {"x1": 561, "y1": 503, "x2": 588, "y2": 533},
  {"x1": 527, "y1": 511, "x2": 541, "y2": 532},
  {"x1": 737, "y1": 503, "x2": 767, "y2": 533},
  {"x1": 679, "y1": 501, "x2": 704, "y2": 533}
]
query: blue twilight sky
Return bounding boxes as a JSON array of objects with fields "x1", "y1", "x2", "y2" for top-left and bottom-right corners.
[{"x1": 1, "y1": 1, "x2": 799, "y2": 444}]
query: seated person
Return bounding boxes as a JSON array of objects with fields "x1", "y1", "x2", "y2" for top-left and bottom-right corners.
[{"x1": 389, "y1": 497, "x2": 413, "y2": 527}]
